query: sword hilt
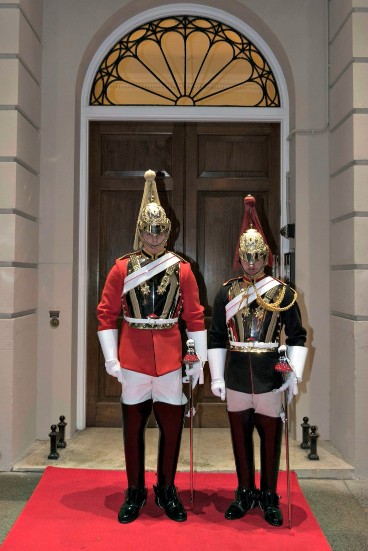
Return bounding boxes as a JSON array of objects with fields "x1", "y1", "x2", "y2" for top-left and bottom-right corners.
[{"x1": 183, "y1": 339, "x2": 200, "y2": 365}]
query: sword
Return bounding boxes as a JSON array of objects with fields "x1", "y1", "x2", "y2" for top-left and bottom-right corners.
[
  {"x1": 284, "y1": 390, "x2": 292, "y2": 529},
  {"x1": 275, "y1": 344, "x2": 293, "y2": 529},
  {"x1": 183, "y1": 338, "x2": 199, "y2": 509}
]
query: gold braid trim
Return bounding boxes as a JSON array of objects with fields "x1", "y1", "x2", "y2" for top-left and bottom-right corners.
[
  {"x1": 160, "y1": 271, "x2": 179, "y2": 318},
  {"x1": 254, "y1": 282, "x2": 298, "y2": 312},
  {"x1": 131, "y1": 254, "x2": 150, "y2": 300},
  {"x1": 236, "y1": 282, "x2": 252, "y2": 315},
  {"x1": 157, "y1": 264, "x2": 177, "y2": 295}
]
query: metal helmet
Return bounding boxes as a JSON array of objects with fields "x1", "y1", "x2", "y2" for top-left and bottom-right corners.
[
  {"x1": 233, "y1": 195, "x2": 273, "y2": 271},
  {"x1": 138, "y1": 201, "x2": 171, "y2": 237},
  {"x1": 239, "y1": 228, "x2": 269, "y2": 264},
  {"x1": 133, "y1": 169, "x2": 171, "y2": 250}
]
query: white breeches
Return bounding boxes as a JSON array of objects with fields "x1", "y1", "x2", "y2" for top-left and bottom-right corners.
[
  {"x1": 226, "y1": 388, "x2": 283, "y2": 418},
  {"x1": 121, "y1": 367, "x2": 187, "y2": 406}
]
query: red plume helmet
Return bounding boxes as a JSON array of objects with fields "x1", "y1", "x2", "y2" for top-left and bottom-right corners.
[{"x1": 233, "y1": 195, "x2": 273, "y2": 271}]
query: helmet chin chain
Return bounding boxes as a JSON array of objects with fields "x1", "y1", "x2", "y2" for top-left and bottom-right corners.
[
  {"x1": 242, "y1": 266, "x2": 265, "y2": 281},
  {"x1": 241, "y1": 255, "x2": 267, "y2": 281},
  {"x1": 140, "y1": 232, "x2": 169, "y2": 254}
]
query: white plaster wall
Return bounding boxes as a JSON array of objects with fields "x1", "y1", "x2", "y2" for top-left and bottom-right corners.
[
  {"x1": 12, "y1": 315, "x2": 38, "y2": 460},
  {"x1": 293, "y1": 134, "x2": 330, "y2": 439},
  {"x1": 328, "y1": 0, "x2": 368, "y2": 476},
  {"x1": 38, "y1": 0, "x2": 329, "y2": 443},
  {"x1": 0, "y1": 320, "x2": 14, "y2": 470},
  {"x1": 355, "y1": 320, "x2": 368, "y2": 477},
  {"x1": 330, "y1": 316, "x2": 356, "y2": 454},
  {"x1": 0, "y1": 0, "x2": 42, "y2": 470}
]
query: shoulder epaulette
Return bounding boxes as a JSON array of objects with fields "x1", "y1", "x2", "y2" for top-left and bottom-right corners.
[
  {"x1": 273, "y1": 276, "x2": 287, "y2": 286},
  {"x1": 118, "y1": 251, "x2": 138, "y2": 260},
  {"x1": 223, "y1": 276, "x2": 242, "y2": 286},
  {"x1": 171, "y1": 252, "x2": 188, "y2": 263}
]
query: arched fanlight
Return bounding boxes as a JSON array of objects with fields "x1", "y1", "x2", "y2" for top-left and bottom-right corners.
[{"x1": 90, "y1": 15, "x2": 280, "y2": 107}]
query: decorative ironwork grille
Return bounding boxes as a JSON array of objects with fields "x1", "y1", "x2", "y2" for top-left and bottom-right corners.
[{"x1": 90, "y1": 16, "x2": 280, "y2": 107}]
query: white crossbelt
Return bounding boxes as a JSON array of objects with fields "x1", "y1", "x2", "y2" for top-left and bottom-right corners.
[
  {"x1": 123, "y1": 252, "x2": 179, "y2": 295},
  {"x1": 226, "y1": 276, "x2": 281, "y2": 322}
]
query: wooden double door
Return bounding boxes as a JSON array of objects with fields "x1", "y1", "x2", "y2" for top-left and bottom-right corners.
[{"x1": 87, "y1": 121, "x2": 280, "y2": 427}]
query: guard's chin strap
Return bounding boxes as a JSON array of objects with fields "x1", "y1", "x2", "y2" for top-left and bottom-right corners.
[
  {"x1": 140, "y1": 234, "x2": 170, "y2": 254},
  {"x1": 242, "y1": 267, "x2": 266, "y2": 281},
  {"x1": 240, "y1": 255, "x2": 268, "y2": 281}
]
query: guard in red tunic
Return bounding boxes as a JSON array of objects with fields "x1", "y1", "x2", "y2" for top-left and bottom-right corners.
[
  {"x1": 97, "y1": 170, "x2": 206, "y2": 524},
  {"x1": 208, "y1": 195, "x2": 307, "y2": 526}
]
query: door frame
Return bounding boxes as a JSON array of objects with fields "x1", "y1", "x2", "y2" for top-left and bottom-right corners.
[{"x1": 77, "y1": 4, "x2": 290, "y2": 429}]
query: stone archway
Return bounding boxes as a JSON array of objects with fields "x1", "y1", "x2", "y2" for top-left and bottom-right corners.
[{"x1": 76, "y1": 3, "x2": 290, "y2": 429}]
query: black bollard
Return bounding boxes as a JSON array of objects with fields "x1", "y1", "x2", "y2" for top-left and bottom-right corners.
[
  {"x1": 308, "y1": 426, "x2": 320, "y2": 460},
  {"x1": 48, "y1": 425, "x2": 60, "y2": 460},
  {"x1": 300, "y1": 417, "x2": 311, "y2": 449},
  {"x1": 57, "y1": 415, "x2": 67, "y2": 449}
]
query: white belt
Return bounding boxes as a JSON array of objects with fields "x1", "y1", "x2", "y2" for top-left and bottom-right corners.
[
  {"x1": 124, "y1": 316, "x2": 178, "y2": 329},
  {"x1": 229, "y1": 340, "x2": 278, "y2": 350}
]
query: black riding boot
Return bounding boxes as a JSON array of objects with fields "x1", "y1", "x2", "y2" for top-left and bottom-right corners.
[
  {"x1": 153, "y1": 401, "x2": 187, "y2": 522},
  {"x1": 118, "y1": 399, "x2": 152, "y2": 524},
  {"x1": 225, "y1": 409, "x2": 259, "y2": 520},
  {"x1": 254, "y1": 412, "x2": 283, "y2": 526}
]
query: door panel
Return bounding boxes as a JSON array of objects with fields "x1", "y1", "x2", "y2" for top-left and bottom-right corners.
[
  {"x1": 87, "y1": 122, "x2": 185, "y2": 426},
  {"x1": 87, "y1": 121, "x2": 280, "y2": 427},
  {"x1": 185, "y1": 123, "x2": 280, "y2": 426}
]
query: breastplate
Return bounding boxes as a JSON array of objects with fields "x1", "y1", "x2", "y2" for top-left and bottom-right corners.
[
  {"x1": 123, "y1": 254, "x2": 181, "y2": 320},
  {"x1": 227, "y1": 280, "x2": 283, "y2": 344}
]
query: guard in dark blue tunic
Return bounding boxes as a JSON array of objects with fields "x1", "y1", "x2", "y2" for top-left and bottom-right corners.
[{"x1": 208, "y1": 195, "x2": 307, "y2": 527}]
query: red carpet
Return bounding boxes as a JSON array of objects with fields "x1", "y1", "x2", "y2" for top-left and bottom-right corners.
[{"x1": 1, "y1": 467, "x2": 331, "y2": 551}]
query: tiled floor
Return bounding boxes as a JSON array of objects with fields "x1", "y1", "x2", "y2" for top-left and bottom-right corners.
[{"x1": 13, "y1": 427, "x2": 354, "y2": 479}]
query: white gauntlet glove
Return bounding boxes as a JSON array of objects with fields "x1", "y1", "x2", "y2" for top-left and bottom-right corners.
[
  {"x1": 208, "y1": 348, "x2": 227, "y2": 401},
  {"x1": 287, "y1": 345, "x2": 308, "y2": 383},
  {"x1": 105, "y1": 360, "x2": 125, "y2": 384},
  {"x1": 273, "y1": 371, "x2": 296, "y2": 404},
  {"x1": 273, "y1": 345, "x2": 308, "y2": 403},
  {"x1": 97, "y1": 329, "x2": 125, "y2": 385},
  {"x1": 183, "y1": 361, "x2": 202, "y2": 389}
]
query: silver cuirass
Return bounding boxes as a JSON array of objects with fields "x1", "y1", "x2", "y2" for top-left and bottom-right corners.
[
  {"x1": 121, "y1": 253, "x2": 182, "y2": 329},
  {"x1": 226, "y1": 279, "x2": 283, "y2": 349}
]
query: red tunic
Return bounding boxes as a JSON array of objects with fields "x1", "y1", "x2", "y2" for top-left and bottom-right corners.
[{"x1": 97, "y1": 255, "x2": 205, "y2": 376}]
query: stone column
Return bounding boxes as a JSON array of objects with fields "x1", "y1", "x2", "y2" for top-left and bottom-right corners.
[
  {"x1": 0, "y1": 0, "x2": 42, "y2": 469},
  {"x1": 329, "y1": 0, "x2": 368, "y2": 476}
]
